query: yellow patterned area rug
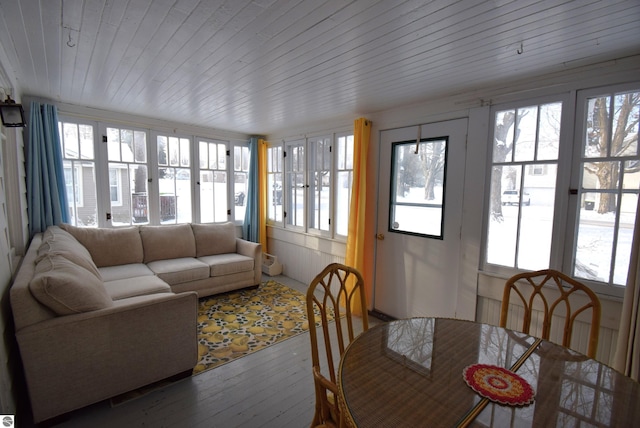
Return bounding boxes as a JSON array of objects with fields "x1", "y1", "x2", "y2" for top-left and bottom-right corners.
[
  {"x1": 111, "y1": 280, "x2": 326, "y2": 407},
  {"x1": 194, "y1": 279, "x2": 328, "y2": 375}
]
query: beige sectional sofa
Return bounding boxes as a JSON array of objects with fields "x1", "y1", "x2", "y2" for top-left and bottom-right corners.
[{"x1": 10, "y1": 222, "x2": 262, "y2": 423}]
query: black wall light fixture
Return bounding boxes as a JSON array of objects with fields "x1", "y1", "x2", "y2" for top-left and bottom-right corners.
[{"x1": 0, "y1": 95, "x2": 26, "y2": 127}]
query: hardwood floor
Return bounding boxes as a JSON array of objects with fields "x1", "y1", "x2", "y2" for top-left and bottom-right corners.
[{"x1": 21, "y1": 275, "x2": 375, "y2": 428}]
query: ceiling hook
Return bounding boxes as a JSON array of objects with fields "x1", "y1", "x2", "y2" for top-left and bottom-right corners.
[{"x1": 517, "y1": 42, "x2": 523, "y2": 55}]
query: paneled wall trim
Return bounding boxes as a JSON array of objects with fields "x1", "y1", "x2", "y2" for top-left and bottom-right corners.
[
  {"x1": 266, "y1": 226, "x2": 346, "y2": 286},
  {"x1": 476, "y1": 272, "x2": 621, "y2": 366}
]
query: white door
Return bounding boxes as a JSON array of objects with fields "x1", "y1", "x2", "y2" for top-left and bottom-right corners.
[{"x1": 373, "y1": 118, "x2": 468, "y2": 319}]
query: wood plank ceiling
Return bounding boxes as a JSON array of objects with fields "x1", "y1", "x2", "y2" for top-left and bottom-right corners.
[{"x1": 0, "y1": 0, "x2": 638, "y2": 135}]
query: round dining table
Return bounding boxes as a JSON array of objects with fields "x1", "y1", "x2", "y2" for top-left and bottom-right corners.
[{"x1": 337, "y1": 317, "x2": 640, "y2": 427}]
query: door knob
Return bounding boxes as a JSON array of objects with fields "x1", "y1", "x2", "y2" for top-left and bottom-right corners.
[{"x1": 376, "y1": 233, "x2": 385, "y2": 240}]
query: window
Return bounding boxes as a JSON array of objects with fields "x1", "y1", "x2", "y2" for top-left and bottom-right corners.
[
  {"x1": 390, "y1": 137, "x2": 448, "y2": 238},
  {"x1": 285, "y1": 139, "x2": 306, "y2": 229},
  {"x1": 59, "y1": 121, "x2": 97, "y2": 226},
  {"x1": 268, "y1": 132, "x2": 354, "y2": 239},
  {"x1": 109, "y1": 168, "x2": 123, "y2": 206},
  {"x1": 157, "y1": 135, "x2": 192, "y2": 224},
  {"x1": 64, "y1": 166, "x2": 82, "y2": 207},
  {"x1": 59, "y1": 118, "x2": 248, "y2": 228},
  {"x1": 233, "y1": 145, "x2": 250, "y2": 222},
  {"x1": 335, "y1": 133, "x2": 354, "y2": 237},
  {"x1": 483, "y1": 85, "x2": 640, "y2": 296},
  {"x1": 198, "y1": 139, "x2": 228, "y2": 223},
  {"x1": 485, "y1": 101, "x2": 561, "y2": 271},
  {"x1": 308, "y1": 136, "x2": 331, "y2": 232},
  {"x1": 267, "y1": 144, "x2": 283, "y2": 223},
  {"x1": 106, "y1": 126, "x2": 148, "y2": 226},
  {"x1": 572, "y1": 89, "x2": 640, "y2": 286}
]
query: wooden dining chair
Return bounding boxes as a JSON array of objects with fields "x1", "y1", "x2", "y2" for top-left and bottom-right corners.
[
  {"x1": 306, "y1": 263, "x2": 369, "y2": 428},
  {"x1": 499, "y1": 269, "x2": 601, "y2": 358}
]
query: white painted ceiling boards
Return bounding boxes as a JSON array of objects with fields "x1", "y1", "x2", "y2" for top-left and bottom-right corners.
[{"x1": 0, "y1": 0, "x2": 638, "y2": 134}]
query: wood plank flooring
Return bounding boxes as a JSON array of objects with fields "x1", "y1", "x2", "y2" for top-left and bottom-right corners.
[{"x1": 21, "y1": 275, "x2": 376, "y2": 428}]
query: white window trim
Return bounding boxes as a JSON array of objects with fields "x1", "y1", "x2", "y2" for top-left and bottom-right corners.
[{"x1": 481, "y1": 94, "x2": 571, "y2": 277}]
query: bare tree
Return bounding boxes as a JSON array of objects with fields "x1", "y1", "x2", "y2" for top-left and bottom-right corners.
[
  {"x1": 490, "y1": 111, "x2": 527, "y2": 220},
  {"x1": 420, "y1": 140, "x2": 445, "y2": 200},
  {"x1": 585, "y1": 93, "x2": 640, "y2": 213}
]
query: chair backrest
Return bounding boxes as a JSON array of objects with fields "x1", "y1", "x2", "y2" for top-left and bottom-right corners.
[
  {"x1": 499, "y1": 269, "x2": 601, "y2": 358},
  {"x1": 306, "y1": 262, "x2": 369, "y2": 386}
]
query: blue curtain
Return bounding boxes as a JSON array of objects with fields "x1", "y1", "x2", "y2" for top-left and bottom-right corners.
[
  {"x1": 26, "y1": 102, "x2": 69, "y2": 236},
  {"x1": 243, "y1": 137, "x2": 259, "y2": 242}
]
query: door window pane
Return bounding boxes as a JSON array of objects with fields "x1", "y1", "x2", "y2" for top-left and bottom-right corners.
[{"x1": 389, "y1": 137, "x2": 447, "y2": 238}]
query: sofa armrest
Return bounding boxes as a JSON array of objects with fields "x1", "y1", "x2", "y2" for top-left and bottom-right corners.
[
  {"x1": 16, "y1": 292, "x2": 198, "y2": 423},
  {"x1": 236, "y1": 238, "x2": 262, "y2": 285}
]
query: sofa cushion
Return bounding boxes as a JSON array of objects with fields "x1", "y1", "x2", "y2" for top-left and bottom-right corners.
[
  {"x1": 146, "y1": 257, "x2": 210, "y2": 285},
  {"x1": 103, "y1": 276, "x2": 172, "y2": 300},
  {"x1": 98, "y1": 263, "x2": 155, "y2": 282},
  {"x1": 198, "y1": 253, "x2": 255, "y2": 276},
  {"x1": 140, "y1": 224, "x2": 196, "y2": 263},
  {"x1": 60, "y1": 224, "x2": 143, "y2": 267},
  {"x1": 37, "y1": 226, "x2": 102, "y2": 280},
  {"x1": 29, "y1": 254, "x2": 113, "y2": 315},
  {"x1": 191, "y1": 222, "x2": 237, "y2": 257}
]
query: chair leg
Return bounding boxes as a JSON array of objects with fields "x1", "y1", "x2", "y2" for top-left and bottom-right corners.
[{"x1": 311, "y1": 391, "x2": 323, "y2": 427}]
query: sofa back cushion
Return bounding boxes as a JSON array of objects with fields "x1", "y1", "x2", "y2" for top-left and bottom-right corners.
[
  {"x1": 37, "y1": 226, "x2": 102, "y2": 279},
  {"x1": 191, "y1": 222, "x2": 237, "y2": 257},
  {"x1": 60, "y1": 224, "x2": 143, "y2": 267},
  {"x1": 29, "y1": 254, "x2": 113, "y2": 315},
  {"x1": 140, "y1": 224, "x2": 196, "y2": 263}
]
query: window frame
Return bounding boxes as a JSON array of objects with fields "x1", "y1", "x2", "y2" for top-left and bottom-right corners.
[
  {"x1": 231, "y1": 139, "x2": 250, "y2": 223},
  {"x1": 266, "y1": 143, "x2": 284, "y2": 225},
  {"x1": 307, "y1": 134, "x2": 333, "y2": 237},
  {"x1": 481, "y1": 94, "x2": 573, "y2": 281},
  {"x1": 334, "y1": 132, "x2": 354, "y2": 240},
  {"x1": 565, "y1": 82, "x2": 640, "y2": 297},
  {"x1": 268, "y1": 130, "x2": 354, "y2": 241},
  {"x1": 482, "y1": 86, "x2": 640, "y2": 299},
  {"x1": 283, "y1": 138, "x2": 307, "y2": 232},
  {"x1": 58, "y1": 118, "x2": 100, "y2": 227},
  {"x1": 153, "y1": 132, "x2": 194, "y2": 225},
  {"x1": 58, "y1": 116, "x2": 247, "y2": 228}
]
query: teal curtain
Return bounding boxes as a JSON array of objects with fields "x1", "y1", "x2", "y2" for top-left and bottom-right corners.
[
  {"x1": 26, "y1": 102, "x2": 69, "y2": 236},
  {"x1": 243, "y1": 137, "x2": 259, "y2": 242}
]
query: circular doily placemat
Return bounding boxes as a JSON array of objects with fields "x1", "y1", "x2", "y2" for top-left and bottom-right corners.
[{"x1": 463, "y1": 364, "x2": 535, "y2": 406}]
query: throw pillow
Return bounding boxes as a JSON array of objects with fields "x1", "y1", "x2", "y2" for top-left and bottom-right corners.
[
  {"x1": 37, "y1": 226, "x2": 102, "y2": 280},
  {"x1": 29, "y1": 254, "x2": 113, "y2": 315}
]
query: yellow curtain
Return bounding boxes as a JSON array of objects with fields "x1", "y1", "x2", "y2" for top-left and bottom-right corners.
[
  {"x1": 258, "y1": 139, "x2": 268, "y2": 254},
  {"x1": 345, "y1": 118, "x2": 371, "y2": 314}
]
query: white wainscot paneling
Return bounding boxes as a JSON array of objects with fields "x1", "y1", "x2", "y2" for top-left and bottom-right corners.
[
  {"x1": 266, "y1": 227, "x2": 346, "y2": 286},
  {"x1": 476, "y1": 273, "x2": 621, "y2": 366}
]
